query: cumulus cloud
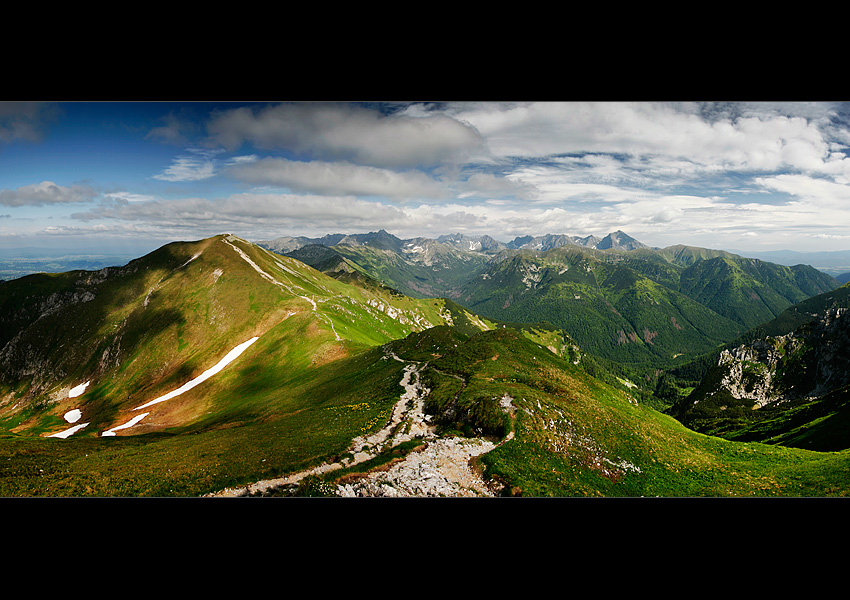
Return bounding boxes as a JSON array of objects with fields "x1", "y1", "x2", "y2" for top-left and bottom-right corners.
[
  {"x1": 754, "y1": 173, "x2": 850, "y2": 207},
  {"x1": 226, "y1": 157, "x2": 449, "y2": 199},
  {"x1": 72, "y1": 192, "x2": 416, "y2": 238},
  {"x1": 456, "y1": 172, "x2": 539, "y2": 201},
  {"x1": 103, "y1": 191, "x2": 156, "y2": 203},
  {"x1": 205, "y1": 102, "x2": 485, "y2": 168},
  {"x1": 15, "y1": 101, "x2": 850, "y2": 254},
  {"x1": 0, "y1": 181, "x2": 97, "y2": 207},
  {"x1": 447, "y1": 101, "x2": 850, "y2": 178}
]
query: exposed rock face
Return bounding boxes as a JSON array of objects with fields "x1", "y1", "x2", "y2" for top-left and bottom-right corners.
[
  {"x1": 715, "y1": 337, "x2": 795, "y2": 408},
  {"x1": 0, "y1": 276, "x2": 103, "y2": 400},
  {"x1": 686, "y1": 307, "x2": 850, "y2": 413}
]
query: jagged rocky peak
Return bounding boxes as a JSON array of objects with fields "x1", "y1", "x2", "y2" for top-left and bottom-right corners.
[
  {"x1": 337, "y1": 230, "x2": 404, "y2": 252},
  {"x1": 506, "y1": 234, "x2": 576, "y2": 251},
  {"x1": 596, "y1": 230, "x2": 648, "y2": 251},
  {"x1": 503, "y1": 231, "x2": 647, "y2": 252},
  {"x1": 259, "y1": 230, "x2": 650, "y2": 258},
  {"x1": 436, "y1": 233, "x2": 505, "y2": 254},
  {"x1": 257, "y1": 233, "x2": 346, "y2": 254}
]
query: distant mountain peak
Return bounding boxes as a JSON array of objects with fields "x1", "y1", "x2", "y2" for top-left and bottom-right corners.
[{"x1": 596, "y1": 231, "x2": 647, "y2": 251}]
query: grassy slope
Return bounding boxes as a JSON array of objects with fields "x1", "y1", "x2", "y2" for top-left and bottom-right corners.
[
  {"x1": 2, "y1": 236, "x2": 849, "y2": 497},
  {"x1": 677, "y1": 256, "x2": 839, "y2": 329},
  {"x1": 402, "y1": 327, "x2": 850, "y2": 497},
  {"x1": 0, "y1": 342, "x2": 410, "y2": 496},
  {"x1": 0, "y1": 235, "x2": 458, "y2": 439},
  {"x1": 459, "y1": 248, "x2": 743, "y2": 368},
  {"x1": 660, "y1": 282, "x2": 850, "y2": 414},
  {"x1": 668, "y1": 299, "x2": 850, "y2": 452},
  {"x1": 0, "y1": 234, "x2": 462, "y2": 495},
  {"x1": 2, "y1": 321, "x2": 849, "y2": 496}
]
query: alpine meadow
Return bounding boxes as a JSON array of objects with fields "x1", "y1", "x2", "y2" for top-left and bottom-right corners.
[{"x1": 3, "y1": 101, "x2": 850, "y2": 498}]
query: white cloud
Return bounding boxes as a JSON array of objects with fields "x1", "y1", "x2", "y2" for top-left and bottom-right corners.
[
  {"x1": 205, "y1": 103, "x2": 485, "y2": 168},
  {"x1": 754, "y1": 173, "x2": 850, "y2": 207},
  {"x1": 54, "y1": 179, "x2": 850, "y2": 253},
  {"x1": 456, "y1": 172, "x2": 539, "y2": 200},
  {"x1": 103, "y1": 191, "x2": 155, "y2": 203},
  {"x1": 0, "y1": 181, "x2": 97, "y2": 207},
  {"x1": 16, "y1": 101, "x2": 850, "y2": 255},
  {"x1": 227, "y1": 157, "x2": 449, "y2": 200},
  {"x1": 154, "y1": 149, "x2": 224, "y2": 182},
  {"x1": 447, "y1": 101, "x2": 850, "y2": 177}
]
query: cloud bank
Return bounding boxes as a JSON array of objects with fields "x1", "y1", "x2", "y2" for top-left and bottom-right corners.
[{"x1": 4, "y1": 101, "x2": 850, "y2": 254}]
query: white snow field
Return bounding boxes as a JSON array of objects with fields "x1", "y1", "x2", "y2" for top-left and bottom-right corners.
[
  {"x1": 97, "y1": 336, "x2": 260, "y2": 436},
  {"x1": 64, "y1": 409, "x2": 82, "y2": 423},
  {"x1": 49, "y1": 422, "x2": 90, "y2": 439},
  {"x1": 102, "y1": 413, "x2": 149, "y2": 437},
  {"x1": 68, "y1": 381, "x2": 90, "y2": 398},
  {"x1": 134, "y1": 337, "x2": 259, "y2": 411}
]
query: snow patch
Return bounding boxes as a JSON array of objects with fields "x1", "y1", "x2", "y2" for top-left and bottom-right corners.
[
  {"x1": 134, "y1": 337, "x2": 260, "y2": 411},
  {"x1": 180, "y1": 252, "x2": 202, "y2": 268},
  {"x1": 102, "y1": 413, "x2": 149, "y2": 437},
  {"x1": 69, "y1": 381, "x2": 90, "y2": 398},
  {"x1": 49, "y1": 422, "x2": 90, "y2": 439},
  {"x1": 96, "y1": 337, "x2": 259, "y2": 437},
  {"x1": 64, "y1": 409, "x2": 82, "y2": 423}
]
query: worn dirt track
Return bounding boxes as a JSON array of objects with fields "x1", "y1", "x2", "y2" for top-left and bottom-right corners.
[{"x1": 206, "y1": 350, "x2": 507, "y2": 498}]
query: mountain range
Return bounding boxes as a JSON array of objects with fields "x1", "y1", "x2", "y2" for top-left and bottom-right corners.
[
  {"x1": 259, "y1": 229, "x2": 839, "y2": 369},
  {"x1": 2, "y1": 230, "x2": 850, "y2": 497}
]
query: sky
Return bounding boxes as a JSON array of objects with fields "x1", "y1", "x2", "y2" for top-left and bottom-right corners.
[{"x1": 2, "y1": 100, "x2": 850, "y2": 257}]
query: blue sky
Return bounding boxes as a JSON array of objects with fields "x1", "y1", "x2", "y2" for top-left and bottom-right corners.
[{"x1": 2, "y1": 100, "x2": 850, "y2": 256}]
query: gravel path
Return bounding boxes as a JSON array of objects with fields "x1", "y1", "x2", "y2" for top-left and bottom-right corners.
[{"x1": 206, "y1": 350, "x2": 501, "y2": 498}]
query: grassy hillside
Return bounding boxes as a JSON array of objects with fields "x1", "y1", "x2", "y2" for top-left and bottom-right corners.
[
  {"x1": 420, "y1": 327, "x2": 850, "y2": 496},
  {"x1": 3, "y1": 235, "x2": 850, "y2": 497},
  {"x1": 458, "y1": 248, "x2": 743, "y2": 368},
  {"x1": 677, "y1": 256, "x2": 838, "y2": 329},
  {"x1": 668, "y1": 305, "x2": 850, "y2": 452},
  {"x1": 265, "y1": 236, "x2": 837, "y2": 375},
  {"x1": 0, "y1": 341, "x2": 412, "y2": 496},
  {"x1": 5, "y1": 322, "x2": 848, "y2": 497},
  {"x1": 0, "y1": 234, "x2": 464, "y2": 440},
  {"x1": 656, "y1": 282, "x2": 850, "y2": 412},
  {"x1": 286, "y1": 326, "x2": 850, "y2": 497}
]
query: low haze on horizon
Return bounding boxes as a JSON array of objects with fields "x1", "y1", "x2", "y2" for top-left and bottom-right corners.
[{"x1": 3, "y1": 100, "x2": 850, "y2": 258}]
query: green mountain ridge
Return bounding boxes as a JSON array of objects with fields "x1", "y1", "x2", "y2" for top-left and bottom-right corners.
[
  {"x1": 0, "y1": 234, "x2": 473, "y2": 439},
  {"x1": 3, "y1": 233, "x2": 850, "y2": 497},
  {"x1": 262, "y1": 231, "x2": 838, "y2": 372},
  {"x1": 456, "y1": 246, "x2": 746, "y2": 368}
]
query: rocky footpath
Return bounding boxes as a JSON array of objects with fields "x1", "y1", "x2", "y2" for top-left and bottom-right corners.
[
  {"x1": 207, "y1": 350, "x2": 505, "y2": 498},
  {"x1": 336, "y1": 435, "x2": 497, "y2": 497}
]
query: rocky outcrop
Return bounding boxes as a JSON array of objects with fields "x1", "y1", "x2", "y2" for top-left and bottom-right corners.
[
  {"x1": 683, "y1": 307, "x2": 850, "y2": 413},
  {"x1": 714, "y1": 336, "x2": 797, "y2": 408}
]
